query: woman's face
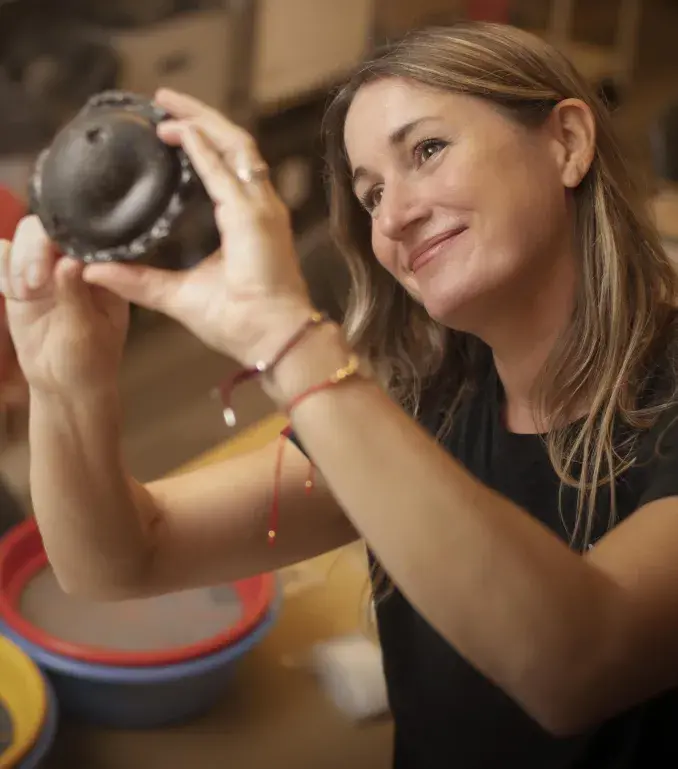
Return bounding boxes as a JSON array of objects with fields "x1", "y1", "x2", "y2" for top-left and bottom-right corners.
[{"x1": 343, "y1": 78, "x2": 594, "y2": 333}]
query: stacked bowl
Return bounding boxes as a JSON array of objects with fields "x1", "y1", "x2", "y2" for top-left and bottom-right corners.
[
  {"x1": 0, "y1": 519, "x2": 280, "y2": 729},
  {"x1": 0, "y1": 634, "x2": 58, "y2": 768}
]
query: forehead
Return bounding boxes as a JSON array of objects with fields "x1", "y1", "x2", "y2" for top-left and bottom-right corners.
[
  {"x1": 343, "y1": 78, "x2": 496, "y2": 169},
  {"x1": 344, "y1": 79, "x2": 442, "y2": 160}
]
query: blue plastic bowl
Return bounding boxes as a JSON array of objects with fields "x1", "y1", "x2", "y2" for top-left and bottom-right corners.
[
  {"x1": 19, "y1": 673, "x2": 59, "y2": 769},
  {"x1": 0, "y1": 593, "x2": 280, "y2": 729}
]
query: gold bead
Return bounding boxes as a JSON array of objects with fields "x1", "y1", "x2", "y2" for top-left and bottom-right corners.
[
  {"x1": 268, "y1": 530, "x2": 276, "y2": 540},
  {"x1": 305, "y1": 480, "x2": 313, "y2": 489}
]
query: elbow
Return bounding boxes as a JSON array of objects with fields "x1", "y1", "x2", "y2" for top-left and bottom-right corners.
[
  {"x1": 56, "y1": 577, "x2": 139, "y2": 602},
  {"x1": 55, "y1": 573, "x2": 143, "y2": 602},
  {"x1": 514, "y1": 605, "x2": 631, "y2": 737},
  {"x1": 52, "y1": 557, "x2": 154, "y2": 602},
  {"x1": 527, "y1": 702, "x2": 600, "y2": 739},
  {"x1": 517, "y1": 659, "x2": 623, "y2": 738},
  {"x1": 510, "y1": 641, "x2": 623, "y2": 737}
]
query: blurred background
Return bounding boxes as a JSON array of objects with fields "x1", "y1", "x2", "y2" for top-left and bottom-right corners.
[{"x1": 0, "y1": 0, "x2": 677, "y2": 507}]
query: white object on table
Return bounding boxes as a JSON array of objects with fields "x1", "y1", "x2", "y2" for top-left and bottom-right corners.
[{"x1": 307, "y1": 633, "x2": 390, "y2": 722}]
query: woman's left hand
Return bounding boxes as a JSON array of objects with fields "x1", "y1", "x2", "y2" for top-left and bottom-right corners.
[{"x1": 82, "y1": 88, "x2": 315, "y2": 367}]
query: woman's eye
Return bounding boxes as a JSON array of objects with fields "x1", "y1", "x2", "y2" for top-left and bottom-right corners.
[
  {"x1": 414, "y1": 138, "x2": 447, "y2": 166},
  {"x1": 360, "y1": 186, "x2": 383, "y2": 213}
]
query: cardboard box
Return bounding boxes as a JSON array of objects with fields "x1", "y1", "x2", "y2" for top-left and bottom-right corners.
[
  {"x1": 375, "y1": 0, "x2": 464, "y2": 39},
  {"x1": 252, "y1": 0, "x2": 374, "y2": 109},
  {"x1": 111, "y1": 10, "x2": 235, "y2": 110}
]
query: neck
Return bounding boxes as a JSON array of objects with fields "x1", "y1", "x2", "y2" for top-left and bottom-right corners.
[
  {"x1": 492, "y1": 328, "x2": 562, "y2": 434},
  {"x1": 484, "y1": 256, "x2": 576, "y2": 433}
]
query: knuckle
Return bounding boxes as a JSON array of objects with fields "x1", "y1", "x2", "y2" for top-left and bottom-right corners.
[
  {"x1": 250, "y1": 204, "x2": 274, "y2": 225},
  {"x1": 203, "y1": 150, "x2": 222, "y2": 177},
  {"x1": 239, "y1": 134, "x2": 257, "y2": 153},
  {"x1": 254, "y1": 203, "x2": 290, "y2": 231}
]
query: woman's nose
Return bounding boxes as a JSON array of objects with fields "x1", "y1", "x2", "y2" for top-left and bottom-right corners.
[{"x1": 375, "y1": 182, "x2": 429, "y2": 240}]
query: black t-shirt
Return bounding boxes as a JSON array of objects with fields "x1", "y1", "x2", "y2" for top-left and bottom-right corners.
[{"x1": 287, "y1": 361, "x2": 678, "y2": 768}]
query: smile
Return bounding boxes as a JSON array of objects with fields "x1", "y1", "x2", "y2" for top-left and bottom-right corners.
[{"x1": 409, "y1": 227, "x2": 468, "y2": 274}]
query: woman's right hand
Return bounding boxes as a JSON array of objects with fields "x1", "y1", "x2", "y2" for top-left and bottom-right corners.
[{"x1": 0, "y1": 217, "x2": 130, "y2": 398}]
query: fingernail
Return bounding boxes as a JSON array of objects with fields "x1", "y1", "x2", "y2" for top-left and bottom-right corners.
[{"x1": 26, "y1": 262, "x2": 43, "y2": 289}]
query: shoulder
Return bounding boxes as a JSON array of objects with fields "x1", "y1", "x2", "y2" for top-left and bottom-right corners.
[{"x1": 629, "y1": 321, "x2": 678, "y2": 507}]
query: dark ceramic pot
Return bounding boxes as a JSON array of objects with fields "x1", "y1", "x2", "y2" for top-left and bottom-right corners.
[{"x1": 29, "y1": 90, "x2": 219, "y2": 270}]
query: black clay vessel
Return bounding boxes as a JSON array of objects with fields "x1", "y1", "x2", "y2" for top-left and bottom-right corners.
[{"x1": 29, "y1": 90, "x2": 219, "y2": 268}]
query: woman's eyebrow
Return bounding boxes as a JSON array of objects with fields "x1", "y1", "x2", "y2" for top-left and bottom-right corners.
[{"x1": 351, "y1": 116, "x2": 439, "y2": 192}]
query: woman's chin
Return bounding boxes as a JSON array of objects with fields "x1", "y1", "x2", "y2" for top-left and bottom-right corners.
[{"x1": 420, "y1": 289, "x2": 485, "y2": 332}]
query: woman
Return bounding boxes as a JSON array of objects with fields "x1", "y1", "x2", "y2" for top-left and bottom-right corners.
[{"x1": 1, "y1": 22, "x2": 678, "y2": 768}]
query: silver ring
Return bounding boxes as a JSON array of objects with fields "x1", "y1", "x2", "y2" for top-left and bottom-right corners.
[{"x1": 235, "y1": 165, "x2": 270, "y2": 185}]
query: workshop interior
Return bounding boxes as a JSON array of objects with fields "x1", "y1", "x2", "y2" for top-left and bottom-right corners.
[{"x1": 0, "y1": 1, "x2": 677, "y2": 767}]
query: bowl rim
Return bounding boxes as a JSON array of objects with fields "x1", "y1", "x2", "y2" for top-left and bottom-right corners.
[
  {"x1": 0, "y1": 519, "x2": 275, "y2": 667},
  {"x1": 13, "y1": 670, "x2": 58, "y2": 769},
  {"x1": 0, "y1": 596, "x2": 280, "y2": 683},
  {"x1": 0, "y1": 635, "x2": 48, "y2": 769}
]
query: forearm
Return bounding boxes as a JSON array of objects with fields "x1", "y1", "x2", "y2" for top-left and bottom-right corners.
[
  {"x1": 29, "y1": 387, "x2": 157, "y2": 598},
  {"x1": 264, "y1": 324, "x2": 625, "y2": 729}
]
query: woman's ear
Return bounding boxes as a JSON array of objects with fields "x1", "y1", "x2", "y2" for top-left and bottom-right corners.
[{"x1": 547, "y1": 99, "x2": 596, "y2": 189}]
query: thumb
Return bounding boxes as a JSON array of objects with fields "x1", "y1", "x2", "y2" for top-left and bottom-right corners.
[
  {"x1": 82, "y1": 262, "x2": 183, "y2": 316},
  {"x1": 53, "y1": 257, "x2": 94, "y2": 309}
]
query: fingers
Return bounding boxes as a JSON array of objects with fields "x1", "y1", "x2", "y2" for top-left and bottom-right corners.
[
  {"x1": 82, "y1": 260, "x2": 185, "y2": 315},
  {"x1": 156, "y1": 90, "x2": 251, "y2": 157},
  {"x1": 53, "y1": 257, "x2": 91, "y2": 309},
  {"x1": 155, "y1": 88, "x2": 268, "y2": 179},
  {"x1": 155, "y1": 88, "x2": 216, "y2": 120},
  {"x1": 1, "y1": 217, "x2": 97, "y2": 313},
  {"x1": 181, "y1": 125, "x2": 248, "y2": 212},
  {"x1": 0, "y1": 217, "x2": 58, "y2": 301},
  {"x1": 164, "y1": 115, "x2": 261, "y2": 168}
]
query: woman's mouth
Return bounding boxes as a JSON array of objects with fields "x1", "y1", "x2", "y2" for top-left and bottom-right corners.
[{"x1": 409, "y1": 227, "x2": 468, "y2": 274}]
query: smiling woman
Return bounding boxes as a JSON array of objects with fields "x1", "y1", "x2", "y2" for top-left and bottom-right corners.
[{"x1": 4, "y1": 20, "x2": 678, "y2": 769}]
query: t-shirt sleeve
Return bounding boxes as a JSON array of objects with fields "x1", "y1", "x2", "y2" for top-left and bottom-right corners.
[{"x1": 637, "y1": 406, "x2": 678, "y2": 508}]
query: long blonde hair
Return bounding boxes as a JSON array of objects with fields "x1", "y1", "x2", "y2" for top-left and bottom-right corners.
[{"x1": 322, "y1": 22, "x2": 678, "y2": 553}]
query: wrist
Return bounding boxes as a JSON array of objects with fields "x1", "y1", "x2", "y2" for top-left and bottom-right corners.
[
  {"x1": 30, "y1": 383, "x2": 121, "y2": 417},
  {"x1": 239, "y1": 299, "x2": 319, "y2": 370},
  {"x1": 260, "y1": 321, "x2": 355, "y2": 408}
]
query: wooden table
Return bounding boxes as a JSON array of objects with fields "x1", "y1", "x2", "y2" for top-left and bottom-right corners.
[{"x1": 45, "y1": 416, "x2": 393, "y2": 769}]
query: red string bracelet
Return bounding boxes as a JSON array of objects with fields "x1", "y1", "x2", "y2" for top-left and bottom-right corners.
[
  {"x1": 268, "y1": 425, "x2": 316, "y2": 545},
  {"x1": 266, "y1": 354, "x2": 361, "y2": 545},
  {"x1": 215, "y1": 310, "x2": 328, "y2": 428},
  {"x1": 213, "y1": 311, "x2": 327, "y2": 546},
  {"x1": 284, "y1": 354, "x2": 361, "y2": 415},
  {"x1": 214, "y1": 318, "x2": 360, "y2": 546}
]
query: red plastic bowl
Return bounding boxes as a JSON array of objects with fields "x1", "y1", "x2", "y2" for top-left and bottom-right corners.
[{"x1": 0, "y1": 518, "x2": 275, "y2": 667}]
